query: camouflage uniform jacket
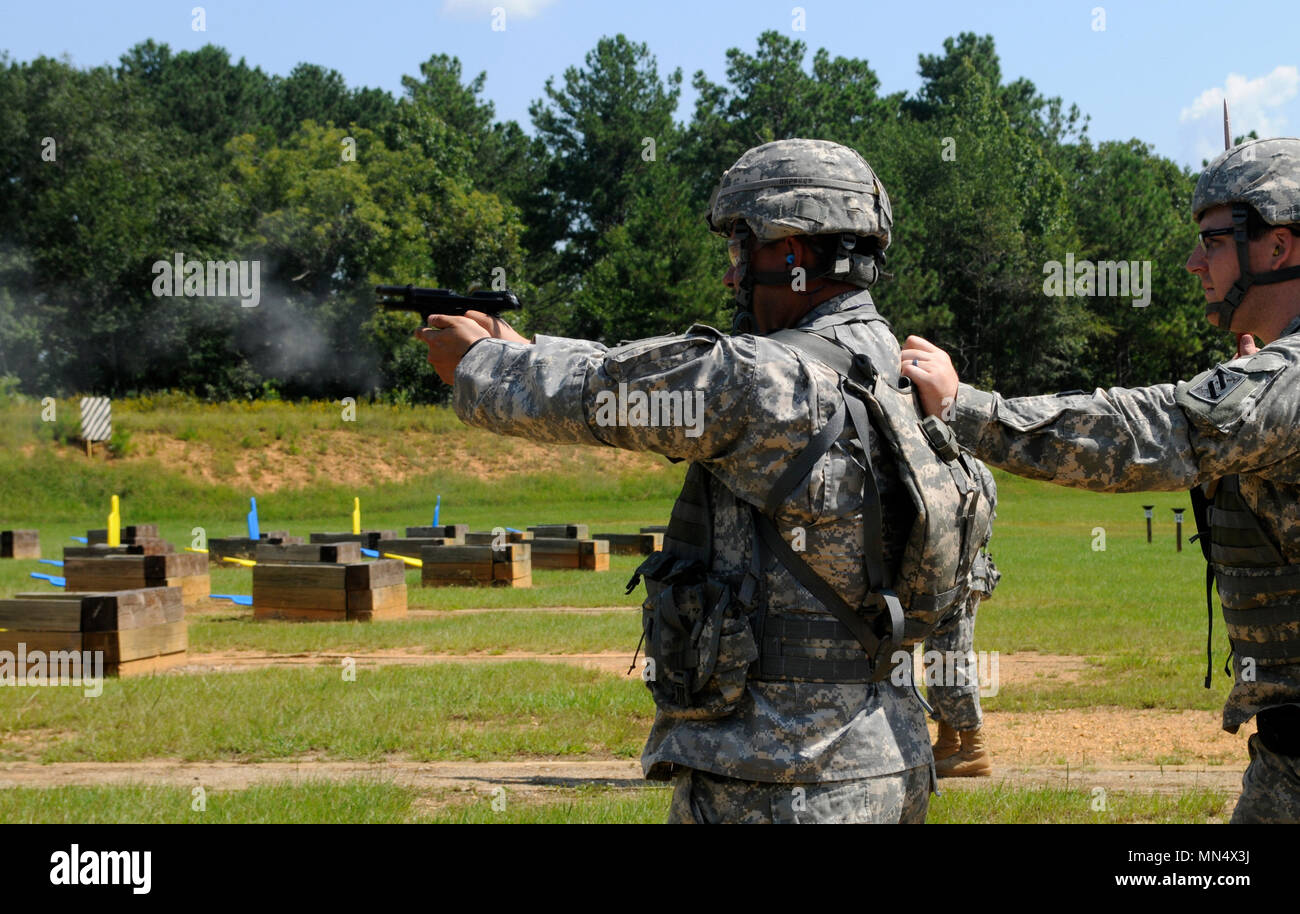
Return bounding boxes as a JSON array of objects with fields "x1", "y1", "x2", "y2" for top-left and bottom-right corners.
[
  {"x1": 949, "y1": 316, "x2": 1300, "y2": 733},
  {"x1": 453, "y1": 290, "x2": 931, "y2": 782}
]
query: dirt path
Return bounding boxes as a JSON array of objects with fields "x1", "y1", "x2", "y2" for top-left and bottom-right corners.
[
  {"x1": 181, "y1": 650, "x2": 636, "y2": 675},
  {"x1": 0, "y1": 757, "x2": 1243, "y2": 798},
  {"x1": 179, "y1": 647, "x2": 1083, "y2": 679},
  {"x1": 0, "y1": 649, "x2": 1252, "y2": 801},
  {"x1": 407, "y1": 606, "x2": 639, "y2": 617}
]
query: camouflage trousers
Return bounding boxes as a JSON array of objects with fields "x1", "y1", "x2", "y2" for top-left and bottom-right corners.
[
  {"x1": 1229, "y1": 733, "x2": 1300, "y2": 824},
  {"x1": 923, "y1": 600, "x2": 982, "y2": 732},
  {"x1": 667, "y1": 766, "x2": 931, "y2": 824}
]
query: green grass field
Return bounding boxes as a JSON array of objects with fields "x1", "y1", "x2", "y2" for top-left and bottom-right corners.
[{"x1": 0, "y1": 395, "x2": 1245, "y2": 822}]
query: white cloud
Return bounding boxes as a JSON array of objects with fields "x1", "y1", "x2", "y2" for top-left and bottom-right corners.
[
  {"x1": 1180, "y1": 65, "x2": 1300, "y2": 137},
  {"x1": 441, "y1": 0, "x2": 558, "y2": 19}
]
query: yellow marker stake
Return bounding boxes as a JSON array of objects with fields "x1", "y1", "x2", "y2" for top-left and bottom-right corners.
[
  {"x1": 108, "y1": 495, "x2": 121, "y2": 547},
  {"x1": 222, "y1": 556, "x2": 256, "y2": 567},
  {"x1": 185, "y1": 547, "x2": 210, "y2": 554},
  {"x1": 383, "y1": 552, "x2": 422, "y2": 568},
  {"x1": 352, "y1": 497, "x2": 361, "y2": 535}
]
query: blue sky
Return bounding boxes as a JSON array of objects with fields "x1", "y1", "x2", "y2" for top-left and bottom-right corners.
[{"x1": 4, "y1": 0, "x2": 1297, "y2": 169}]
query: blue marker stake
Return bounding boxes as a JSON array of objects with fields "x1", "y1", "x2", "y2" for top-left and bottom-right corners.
[
  {"x1": 38, "y1": 559, "x2": 65, "y2": 567},
  {"x1": 210, "y1": 594, "x2": 254, "y2": 606},
  {"x1": 506, "y1": 527, "x2": 521, "y2": 533},
  {"x1": 248, "y1": 496, "x2": 260, "y2": 540},
  {"x1": 433, "y1": 495, "x2": 441, "y2": 527},
  {"x1": 70, "y1": 536, "x2": 88, "y2": 544},
  {"x1": 360, "y1": 548, "x2": 379, "y2": 558},
  {"x1": 30, "y1": 573, "x2": 66, "y2": 587}
]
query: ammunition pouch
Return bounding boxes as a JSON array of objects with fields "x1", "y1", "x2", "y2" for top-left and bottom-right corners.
[{"x1": 634, "y1": 551, "x2": 758, "y2": 720}]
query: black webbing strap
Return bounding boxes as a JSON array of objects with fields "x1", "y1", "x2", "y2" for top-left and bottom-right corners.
[
  {"x1": 663, "y1": 463, "x2": 712, "y2": 564},
  {"x1": 759, "y1": 615, "x2": 874, "y2": 682},
  {"x1": 1189, "y1": 482, "x2": 1216, "y2": 688},
  {"x1": 1204, "y1": 564, "x2": 1216, "y2": 689},
  {"x1": 841, "y1": 382, "x2": 891, "y2": 592}
]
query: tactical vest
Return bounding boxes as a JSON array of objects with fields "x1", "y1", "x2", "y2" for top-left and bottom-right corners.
[
  {"x1": 629, "y1": 314, "x2": 993, "y2": 718},
  {"x1": 1191, "y1": 475, "x2": 1300, "y2": 685}
]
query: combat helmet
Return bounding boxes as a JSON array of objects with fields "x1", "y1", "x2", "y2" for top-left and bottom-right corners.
[
  {"x1": 707, "y1": 139, "x2": 893, "y2": 332},
  {"x1": 1192, "y1": 137, "x2": 1300, "y2": 329}
]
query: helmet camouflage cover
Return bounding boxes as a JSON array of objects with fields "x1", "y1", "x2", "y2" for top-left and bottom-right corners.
[
  {"x1": 1191, "y1": 137, "x2": 1300, "y2": 330},
  {"x1": 707, "y1": 138, "x2": 893, "y2": 250},
  {"x1": 1193, "y1": 137, "x2": 1300, "y2": 224}
]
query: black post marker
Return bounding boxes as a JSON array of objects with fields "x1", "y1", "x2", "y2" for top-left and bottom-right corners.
[
  {"x1": 1172, "y1": 508, "x2": 1185, "y2": 552},
  {"x1": 1142, "y1": 505, "x2": 1155, "y2": 543}
]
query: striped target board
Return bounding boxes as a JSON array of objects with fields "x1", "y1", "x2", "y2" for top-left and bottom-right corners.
[{"x1": 80, "y1": 397, "x2": 112, "y2": 442}]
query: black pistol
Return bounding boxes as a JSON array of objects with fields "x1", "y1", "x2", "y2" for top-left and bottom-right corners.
[{"x1": 375, "y1": 285, "x2": 522, "y2": 323}]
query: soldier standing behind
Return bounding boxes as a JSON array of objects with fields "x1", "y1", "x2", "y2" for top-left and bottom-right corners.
[
  {"x1": 419, "y1": 139, "x2": 991, "y2": 823},
  {"x1": 926, "y1": 461, "x2": 999, "y2": 778},
  {"x1": 902, "y1": 137, "x2": 1300, "y2": 823}
]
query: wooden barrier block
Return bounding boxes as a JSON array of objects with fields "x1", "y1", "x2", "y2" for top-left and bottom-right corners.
[
  {"x1": 164, "y1": 573, "x2": 210, "y2": 605},
  {"x1": 0, "y1": 587, "x2": 184, "y2": 632},
  {"x1": 528, "y1": 524, "x2": 589, "y2": 540},
  {"x1": 1, "y1": 530, "x2": 40, "y2": 559},
  {"x1": 84, "y1": 620, "x2": 188, "y2": 664},
  {"x1": 252, "y1": 584, "x2": 349, "y2": 612},
  {"x1": 377, "y1": 538, "x2": 455, "y2": 558},
  {"x1": 422, "y1": 564, "x2": 494, "y2": 586},
  {"x1": 580, "y1": 552, "x2": 610, "y2": 572},
  {"x1": 254, "y1": 563, "x2": 347, "y2": 589},
  {"x1": 253, "y1": 606, "x2": 348, "y2": 622},
  {"x1": 110, "y1": 650, "x2": 188, "y2": 677},
  {"x1": 255, "y1": 542, "x2": 361, "y2": 564},
  {"x1": 592, "y1": 533, "x2": 663, "y2": 555},
  {"x1": 420, "y1": 544, "x2": 497, "y2": 565},
  {"x1": 347, "y1": 583, "x2": 407, "y2": 619},
  {"x1": 464, "y1": 531, "x2": 533, "y2": 546},
  {"x1": 64, "y1": 545, "x2": 147, "y2": 558},
  {"x1": 530, "y1": 538, "x2": 607, "y2": 571},
  {"x1": 309, "y1": 531, "x2": 397, "y2": 549},
  {"x1": 405, "y1": 525, "x2": 468, "y2": 541},
  {"x1": 142, "y1": 553, "x2": 206, "y2": 578},
  {"x1": 210, "y1": 534, "x2": 305, "y2": 562},
  {"x1": 344, "y1": 559, "x2": 405, "y2": 591},
  {"x1": 0, "y1": 597, "x2": 85, "y2": 632},
  {"x1": 640, "y1": 526, "x2": 669, "y2": 534},
  {"x1": 88, "y1": 524, "x2": 159, "y2": 544},
  {"x1": 0, "y1": 630, "x2": 83, "y2": 653},
  {"x1": 492, "y1": 560, "x2": 532, "y2": 582}
]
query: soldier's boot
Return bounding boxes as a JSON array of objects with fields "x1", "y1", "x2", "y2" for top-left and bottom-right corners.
[
  {"x1": 931, "y1": 720, "x2": 960, "y2": 762},
  {"x1": 935, "y1": 728, "x2": 992, "y2": 778}
]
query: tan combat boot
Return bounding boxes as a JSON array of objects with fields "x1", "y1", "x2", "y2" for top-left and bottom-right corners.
[
  {"x1": 935, "y1": 728, "x2": 992, "y2": 778},
  {"x1": 932, "y1": 720, "x2": 960, "y2": 762}
]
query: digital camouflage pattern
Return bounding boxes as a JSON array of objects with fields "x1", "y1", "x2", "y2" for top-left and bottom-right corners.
[
  {"x1": 924, "y1": 461, "x2": 999, "y2": 731},
  {"x1": 1229, "y1": 734, "x2": 1300, "y2": 823},
  {"x1": 949, "y1": 315, "x2": 1300, "y2": 820},
  {"x1": 667, "y1": 764, "x2": 930, "y2": 824},
  {"x1": 454, "y1": 290, "x2": 934, "y2": 787},
  {"x1": 1193, "y1": 138, "x2": 1300, "y2": 224},
  {"x1": 924, "y1": 595, "x2": 984, "y2": 731},
  {"x1": 706, "y1": 138, "x2": 893, "y2": 249}
]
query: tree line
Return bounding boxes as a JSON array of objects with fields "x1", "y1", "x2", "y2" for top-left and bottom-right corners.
[{"x1": 0, "y1": 31, "x2": 1236, "y2": 403}]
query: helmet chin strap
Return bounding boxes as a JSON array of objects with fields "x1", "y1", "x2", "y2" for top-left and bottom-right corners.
[
  {"x1": 1206, "y1": 203, "x2": 1300, "y2": 331},
  {"x1": 730, "y1": 231, "x2": 881, "y2": 334}
]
